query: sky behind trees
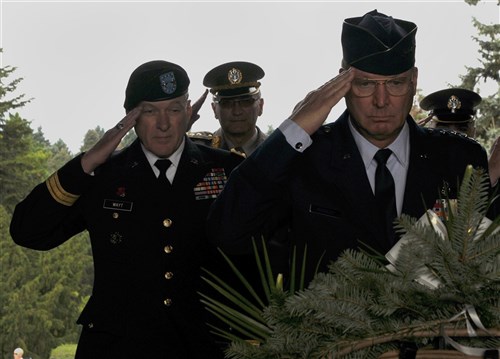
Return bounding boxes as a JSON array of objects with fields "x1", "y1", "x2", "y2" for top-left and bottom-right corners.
[{"x1": 1, "y1": 0, "x2": 498, "y2": 153}]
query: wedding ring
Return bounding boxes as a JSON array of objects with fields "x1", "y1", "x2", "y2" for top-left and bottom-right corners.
[{"x1": 115, "y1": 123, "x2": 124, "y2": 130}]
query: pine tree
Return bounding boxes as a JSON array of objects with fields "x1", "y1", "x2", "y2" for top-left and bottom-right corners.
[{"x1": 206, "y1": 167, "x2": 499, "y2": 359}]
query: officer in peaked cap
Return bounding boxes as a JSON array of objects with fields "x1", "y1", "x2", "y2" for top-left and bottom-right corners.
[
  {"x1": 188, "y1": 61, "x2": 267, "y2": 157},
  {"x1": 204, "y1": 61, "x2": 265, "y2": 99},
  {"x1": 419, "y1": 88, "x2": 482, "y2": 137}
]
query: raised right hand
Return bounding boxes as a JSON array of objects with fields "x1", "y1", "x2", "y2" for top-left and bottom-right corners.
[
  {"x1": 290, "y1": 68, "x2": 354, "y2": 135},
  {"x1": 81, "y1": 107, "x2": 141, "y2": 174}
]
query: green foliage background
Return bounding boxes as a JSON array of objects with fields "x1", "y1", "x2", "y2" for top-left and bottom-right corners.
[{"x1": 0, "y1": 1, "x2": 498, "y2": 357}]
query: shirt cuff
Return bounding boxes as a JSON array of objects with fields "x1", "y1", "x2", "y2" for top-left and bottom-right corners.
[{"x1": 278, "y1": 119, "x2": 312, "y2": 153}]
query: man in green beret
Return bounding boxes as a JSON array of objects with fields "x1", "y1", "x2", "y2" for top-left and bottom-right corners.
[{"x1": 10, "y1": 60, "x2": 243, "y2": 358}]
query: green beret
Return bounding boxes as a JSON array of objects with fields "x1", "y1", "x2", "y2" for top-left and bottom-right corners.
[{"x1": 124, "y1": 60, "x2": 190, "y2": 111}]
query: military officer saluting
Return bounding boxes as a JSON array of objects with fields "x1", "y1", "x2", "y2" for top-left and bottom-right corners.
[
  {"x1": 9, "y1": 60, "x2": 242, "y2": 358},
  {"x1": 206, "y1": 10, "x2": 494, "y2": 287},
  {"x1": 188, "y1": 61, "x2": 267, "y2": 157},
  {"x1": 419, "y1": 88, "x2": 482, "y2": 138}
]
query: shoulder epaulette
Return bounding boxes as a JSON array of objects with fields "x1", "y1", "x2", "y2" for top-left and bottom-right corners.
[
  {"x1": 427, "y1": 127, "x2": 480, "y2": 145},
  {"x1": 230, "y1": 148, "x2": 246, "y2": 158},
  {"x1": 187, "y1": 131, "x2": 214, "y2": 140}
]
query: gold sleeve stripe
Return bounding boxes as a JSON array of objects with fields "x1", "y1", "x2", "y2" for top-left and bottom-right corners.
[{"x1": 46, "y1": 172, "x2": 80, "y2": 206}]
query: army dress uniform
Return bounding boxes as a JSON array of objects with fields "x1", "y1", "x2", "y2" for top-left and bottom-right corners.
[
  {"x1": 188, "y1": 126, "x2": 268, "y2": 157},
  {"x1": 10, "y1": 137, "x2": 242, "y2": 358}
]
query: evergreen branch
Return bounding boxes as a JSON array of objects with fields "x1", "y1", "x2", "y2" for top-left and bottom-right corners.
[{"x1": 335, "y1": 322, "x2": 499, "y2": 357}]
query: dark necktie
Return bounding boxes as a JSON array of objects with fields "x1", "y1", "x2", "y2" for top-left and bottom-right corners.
[
  {"x1": 374, "y1": 149, "x2": 397, "y2": 246},
  {"x1": 154, "y1": 159, "x2": 172, "y2": 186}
]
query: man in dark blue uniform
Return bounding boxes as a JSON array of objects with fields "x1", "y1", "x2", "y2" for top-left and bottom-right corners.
[
  {"x1": 10, "y1": 60, "x2": 243, "y2": 358},
  {"x1": 207, "y1": 10, "x2": 493, "y2": 286}
]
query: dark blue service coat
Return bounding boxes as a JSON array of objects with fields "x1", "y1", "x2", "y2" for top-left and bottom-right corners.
[{"x1": 207, "y1": 111, "x2": 492, "y2": 285}]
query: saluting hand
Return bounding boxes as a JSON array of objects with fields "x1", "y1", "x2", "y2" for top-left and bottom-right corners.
[
  {"x1": 187, "y1": 89, "x2": 209, "y2": 131},
  {"x1": 290, "y1": 68, "x2": 354, "y2": 135},
  {"x1": 81, "y1": 107, "x2": 142, "y2": 174}
]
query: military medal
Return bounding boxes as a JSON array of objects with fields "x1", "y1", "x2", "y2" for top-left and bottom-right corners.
[{"x1": 193, "y1": 168, "x2": 228, "y2": 200}]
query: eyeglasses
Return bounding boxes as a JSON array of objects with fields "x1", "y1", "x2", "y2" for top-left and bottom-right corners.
[
  {"x1": 215, "y1": 97, "x2": 259, "y2": 109},
  {"x1": 351, "y1": 77, "x2": 413, "y2": 97}
]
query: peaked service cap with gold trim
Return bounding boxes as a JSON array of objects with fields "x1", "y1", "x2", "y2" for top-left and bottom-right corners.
[
  {"x1": 124, "y1": 60, "x2": 190, "y2": 111},
  {"x1": 420, "y1": 88, "x2": 481, "y2": 124},
  {"x1": 203, "y1": 61, "x2": 265, "y2": 99},
  {"x1": 342, "y1": 9, "x2": 417, "y2": 75}
]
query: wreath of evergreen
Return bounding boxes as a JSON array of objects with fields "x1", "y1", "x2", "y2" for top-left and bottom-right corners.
[{"x1": 201, "y1": 166, "x2": 500, "y2": 359}]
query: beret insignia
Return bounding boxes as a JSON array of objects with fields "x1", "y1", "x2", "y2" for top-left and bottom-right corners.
[{"x1": 160, "y1": 71, "x2": 176, "y2": 95}]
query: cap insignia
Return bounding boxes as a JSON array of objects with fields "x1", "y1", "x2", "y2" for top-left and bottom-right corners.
[
  {"x1": 160, "y1": 71, "x2": 177, "y2": 95},
  {"x1": 227, "y1": 68, "x2": 243, "y2": 85},
  {"x1": 447, "y1": 95, "x2": 462, "y2": 114}
]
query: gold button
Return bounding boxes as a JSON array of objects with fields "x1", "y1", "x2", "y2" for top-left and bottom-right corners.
[
  {"x1": 163, "y1": 298, "x2": 172, "y2": 306},
  {"x1": 164, "y1": 245, "x2": 173, "y2": 254},
  {"x1": 112, "y1": 212, "x2": 119, "y2": 219},
  {"x1": 165, "y1": 272, "x2": 173, "y2": 280},
  {"x1": 163, "y1": 218, "x2": 173, "y2": 227}
]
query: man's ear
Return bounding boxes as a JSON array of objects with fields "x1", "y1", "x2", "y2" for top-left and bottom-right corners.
[
  {"x1": 412, "y1": 67, "x2": 419, "y2": 95},
  {"x1": 211, "y1": 102, "x2": 218, "y2": 119},
  {"x1": 258, "y1": 98, "x2": 264, "y2": 117}
]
